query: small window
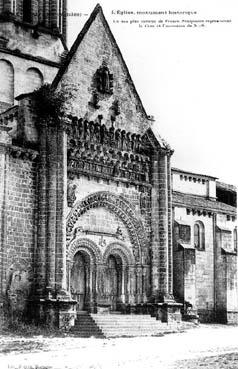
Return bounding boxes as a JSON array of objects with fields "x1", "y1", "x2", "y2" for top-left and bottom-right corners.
[
  {"x1": 234, "y1": 228, "x2": 237, "y2": 252},
  {"x1": 23, "y1": 0, "x2": 32, "y2": 23},
  {"x1": 194, "y1": 221, "x2": 205, "y2": 250}
]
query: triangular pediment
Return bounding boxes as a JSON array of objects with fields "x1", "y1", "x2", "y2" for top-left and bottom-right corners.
[{"x1": 52, "y1": 4, "x2": 150, "y2": 134}]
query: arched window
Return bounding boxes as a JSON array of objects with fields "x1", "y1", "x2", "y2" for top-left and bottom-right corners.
[
  {"x1": 23, "y1": 0, "x2": 32, "y2": 23},
  {"x1": 25, "y1": 67, "x2": 43, "y2": 93},
  {"x1": 0, "y1": 59, "x2": 14, "y2": 105},
  {"x1": 234, "y1": 228, "x2": 237, "y2": 252},
  {"x1": 194, "y1": 221, "x2": 205, "y2": 250}
]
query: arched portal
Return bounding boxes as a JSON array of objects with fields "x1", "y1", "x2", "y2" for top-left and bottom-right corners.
[
  {"x1": 70, "y1": 251, "x2": 89, "y2": 311},
  {"x1": 105, "y1": 254, "x2": 123, "y2": 311},
  {"x1": 68, "y1": 238, "x2": 102, "y2": 312}
]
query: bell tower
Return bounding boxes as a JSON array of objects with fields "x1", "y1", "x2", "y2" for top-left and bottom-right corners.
[
  {"x1": 0, "y1": 0, "x2": 67, "y2": 41},
  {"x1": 0, "y1": 0, "x2": 67, "y2": 112}
]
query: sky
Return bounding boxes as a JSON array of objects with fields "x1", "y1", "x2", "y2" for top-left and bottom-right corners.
[{"x1": 66, "y1": 0, "x2": 238, "y2": 185}]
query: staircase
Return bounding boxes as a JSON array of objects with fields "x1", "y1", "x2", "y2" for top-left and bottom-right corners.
[
  {"x1": 70, "y1": 312, "x2": 105, "y2": 338},
  {"x1": 71, "y1": 312, "x2": 189, "y2": 338}
]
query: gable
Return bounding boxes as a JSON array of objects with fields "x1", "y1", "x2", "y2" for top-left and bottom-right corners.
[{"x1": 53, "y1": 5, "x2": 150, "y2": 135}]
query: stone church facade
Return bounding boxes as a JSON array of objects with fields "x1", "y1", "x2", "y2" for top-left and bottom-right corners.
[{"x1": 0, "y1": 2, "x2": 237, "y2": 329}]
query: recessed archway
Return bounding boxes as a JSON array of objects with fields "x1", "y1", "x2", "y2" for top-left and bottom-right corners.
[{"x1": 67, "y1": 191, "x2": 147, "y2": 263}]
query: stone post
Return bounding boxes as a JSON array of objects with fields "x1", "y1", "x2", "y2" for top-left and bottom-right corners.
[
  {"x1": 158, "y1": 150, "x2": 169, "y2": 297},
  {"x1": 167, "y1": 152, "x2": 173, "y2": 296},
  {"x1": 3, "y1": 0, "x2": 11, "y2": 13},
  {"x1": 151, "y1": 150, "x2": 160, "y2": 298},
  {"x1": 35, "y1": 122, "x2": 47, "y2": 297},
  {"x1": 0, "y1": 127, "x2": 11, "y2": 307},
  {"x1": 45, "y1": 125, "x2": 57, "y2": 297},
  {"x1": 0, "y1": 1, "x2": 4, "y2": 13},
  {"x1": 44, "y1": 0, "x2": 50, "y2": 27},
  {"x1": 121, "y1": 265, "x2": 126, "y2": 303},
  {"x1": 128, "y1": 266, "x2": 136, "y2": 305},
  {"x1": 50, "y1": 0, "x2": 58, "y2": 29},
  {"x1": 62, "y1": 0, "x2": 68, "y2": 42},
  {"x1": 55, "y1": 123, "x2": 68, "y2": 298}
]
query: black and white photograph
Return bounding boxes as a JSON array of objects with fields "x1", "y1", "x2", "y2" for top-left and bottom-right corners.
[{"x1": 0, "y1": 0, "x2": 237, "y2": 368}]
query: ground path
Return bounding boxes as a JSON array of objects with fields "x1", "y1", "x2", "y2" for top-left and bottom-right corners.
[{"x1": 1, "y1": 324, "x2": 238, "y2": 368}]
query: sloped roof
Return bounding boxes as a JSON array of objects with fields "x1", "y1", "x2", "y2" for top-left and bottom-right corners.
[
  {"x1": 173, "y1": 191, "x2": 236, "y2": 216},
  {"x1": 51, "y1": 4, "x2": 147, "y2": 118}
]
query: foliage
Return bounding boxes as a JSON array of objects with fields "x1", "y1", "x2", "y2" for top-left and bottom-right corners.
[{"x1": 33, "y1": 83, "x2": 74, "y2": 126}]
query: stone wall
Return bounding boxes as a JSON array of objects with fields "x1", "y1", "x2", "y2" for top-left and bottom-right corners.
[
  {"x1": 57, "y1": 10, "x2": 150, "y2": 134},
  {"x1": 173, "y1": 206, "x2": 215, "y2": 321},
  {"x1": 0, "y1": 52, "x2": 59, "y2": 112},
  {"x1": 172, "y1": 171, "x2": 216, "y2": 199},
  {"x1": 0, "y1": 153, "x2": 37, "y2": 321}
]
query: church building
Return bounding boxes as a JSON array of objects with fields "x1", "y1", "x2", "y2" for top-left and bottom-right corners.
[{"x1": 0, "y1": 1, "x2": 237, "y2": 333}]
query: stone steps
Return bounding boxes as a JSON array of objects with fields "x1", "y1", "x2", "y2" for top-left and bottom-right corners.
[
  {"x1": 71, "y1": 312, "x2": 196, "y2": 338},
  {"x1": 71, "y1": 313, "x2": 105, "y2": 338},
  {"x1": 91, "y1": 314, "x2": 174, "y2": 337}
]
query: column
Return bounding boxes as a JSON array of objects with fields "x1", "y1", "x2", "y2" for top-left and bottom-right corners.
[
  {"x1": 151, "y1": 150, "x2": 160, "y2": 298},
  {"x1": 3, "y1": 0, "x2": 12, "y2": 13},
  {"x1": 0, "y1": 127, "x2": 11, "y2": 298},
  {"x1": 158, "y1": 150, "x2": 169, "y2": 297},
  {"x1": 128, "y1": 266, "x2": 136, "y2": 304},
  {"x1": 151, "y1": 149, "x2": 171, "y2": 301},
  {"x1": 167, "y1": 153, "x2": 173, "y2": 296},
  {"x1": 45, "y1": 125, "x2": 57, "y2": 297},
  {"x1": 43, "y1": 0, "x2": 50, "y2": 27},
  {"x1": 35, "y1": 123, "x2": 47, "y2": 297},
  {"x1": 50, "y1": 0, "x2": 58, "y2": 29},
  {"x1": 136, "y1": 265, "x2": 143, "y2": 304},
  {"x1": 121, "y1": 265, "x2": 126, "y2": 303},
  {"x1": 0, "y1": 1, "x2": 4, "y2": 13},
  {"x1": 62, "y1": 0, "x2": 67, "y2": 42},
  {"x1": 55, "y1": 124, "x2": 68, "y2": 297},
  {"x1": 38, "y1": 0, "x2": 44, "y2": 24}
]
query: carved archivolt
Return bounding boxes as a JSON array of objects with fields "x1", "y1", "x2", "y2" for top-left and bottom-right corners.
[
  {"x1": 67, "y1": 238, "x2": 103, "y2": 264},
  {"x1": 66, "y1": 191, "x2": 147, "y2": 262},
  {"x1": 102, "y1": 242, "x2": 135, "y2": 266}
]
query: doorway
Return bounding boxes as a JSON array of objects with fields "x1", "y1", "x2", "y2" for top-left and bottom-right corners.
[
  {"x1": 106, "y1": 255, "x2": 122, "y2": 311},
  {"x1": 70, "y1": 252, "x2": 89, "y2": 311}
]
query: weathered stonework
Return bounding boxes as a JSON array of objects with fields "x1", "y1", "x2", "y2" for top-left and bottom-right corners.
[{"x1": 0, "y1": 4, "x2": 237, "y2": 330}]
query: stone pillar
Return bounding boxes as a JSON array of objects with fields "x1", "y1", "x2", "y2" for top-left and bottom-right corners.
[
  {"x1": 158, "y1": 150, "x2": 169, "y2": 297},
  {"x1": 3, "y1": 0, "x2": 11, "y2": 13},
  {"x1": 167, "y1": 153, "x2": 173, "y2": 296},
  {"x1": 35, "y1": 123, "x2": 47, "y2": 297},
  {"x1": 0, "y1": 127, "x2": 11, "y2": 305},
  {"x1": 128, "y1": 266, "x2": 136, "y2": 305},
  {"x1": 0, "y1": 0, "x2": 4, "y2": 13},
  {"x1": 136, "y1": 264, "x2": 143, "y2": 304},
  {"x1": 43, "y1": 0, "x2": 50, "y2": 27},
  {"x1": 55, "y1": 124, "x2": 68, "y2": 298},
  {"x1": 121, "y1": 265, "x2": 126, "y2": 303},
  {"x1": 50, "y1": 0, "x2": 58, "y2": 29},
  {"x1": 31, "y1": 0, "x2": 39, "y2": 24},
  {"x1": 45, "y1": 125, "x2": 57, "y2": 297},
  {"x1": 62, "y1": 0, "x2": 67, "y2": 42},
  {"x1": 151, "y1": 150, "x2": 160, "y2": 298},
  {"x1": 38, "y1": 0, "x2": 44, "y2": 24},
  {"x1": 142, "y1": 266, "x2": 148, "y2": 303}
]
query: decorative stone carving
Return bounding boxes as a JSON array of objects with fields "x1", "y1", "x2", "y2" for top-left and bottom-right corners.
[
  {"x1": 111, "y1": 100, "x2": 120, "y2": 116},
  {"x1": 99, "y1": 236, "x2": 107, "y2": 248},
  {"x1": 67, "y1": 183, "x2": 77, "y2": 207},
  {"x1": 66, "y1": 192, "x2": 148, "y2": 263},
  {"x1": 88, "y1": 91, "x2": 100, "y2": 109},
  {"x1": 95, "y1": 64, "x2": 113, "y2": 95}
]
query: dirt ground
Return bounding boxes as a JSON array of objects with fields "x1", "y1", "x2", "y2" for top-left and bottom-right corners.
[{"x1": 1, "y1": 324, "x2": 238, "y2": 369}]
